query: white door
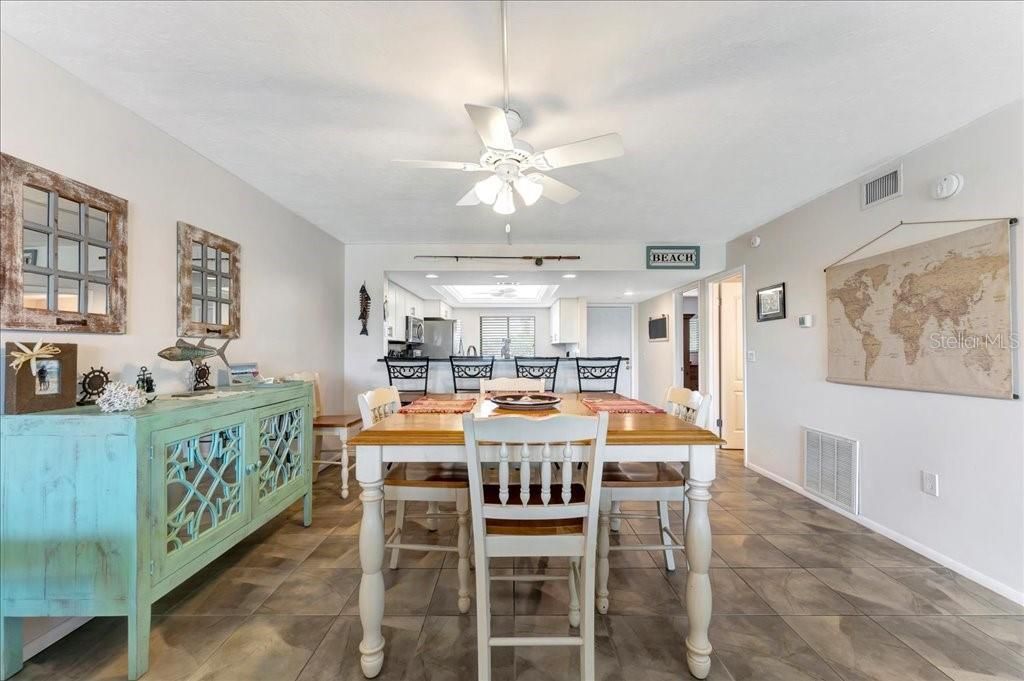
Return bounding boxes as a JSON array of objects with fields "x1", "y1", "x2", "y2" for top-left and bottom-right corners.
[
  {"x1": 586, "y1": 306, "x2": 633, "y2": 397},
  {"x1": 719, "y1": 280, "x2": 745, "y2": 449}
]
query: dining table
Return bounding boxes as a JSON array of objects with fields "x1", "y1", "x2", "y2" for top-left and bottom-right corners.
[{"x1": 349, "y1": 392, "x2": 724, "y2": 679}]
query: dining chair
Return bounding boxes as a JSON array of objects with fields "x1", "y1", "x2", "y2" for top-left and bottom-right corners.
[
  {"x1": 357, "y1": 387, "x2": 472, "y2": 613},
  {"x1": 463, "y1": 411, "x2": 609, "y2": 681},
  {"x1": 450, "y1": 356, "x2": 495, "y2": 393},
  {"x1": 384, "y1": 358, "x2": 430, "y2": 404},
  {"x1": 285, "y1": 371, "x2": 361, "y2": 499},
  {"x1": 479, "y1": 377, "x2": 545, "y2": 393},
  {"x1": 514, "y1": 356, "x2": 560, "y2": 392},
  {"x1": 574, "y1": 356, "x2": 623, "y2": 393},
  {"x1": 595, "y1": 387, "x2": 709, "y2": 613}
]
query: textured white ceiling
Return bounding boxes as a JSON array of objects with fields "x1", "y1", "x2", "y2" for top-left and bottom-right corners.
[{"x1": 1, "y1": 1, "x2": 1021, "y2": 245}]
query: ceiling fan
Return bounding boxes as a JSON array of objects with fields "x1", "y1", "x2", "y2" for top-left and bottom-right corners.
[{"x1": 394, "y1": 1, "x2": 624, "y2": 216}]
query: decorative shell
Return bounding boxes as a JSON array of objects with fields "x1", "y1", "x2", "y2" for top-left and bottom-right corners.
[{"x1": 96, "y1": 381, "x2": 148, "y2": 413}]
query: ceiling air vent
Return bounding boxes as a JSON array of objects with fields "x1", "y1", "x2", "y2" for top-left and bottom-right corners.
[{"x1": 861, "y1": 164, "x2": 902, "y2": 209}]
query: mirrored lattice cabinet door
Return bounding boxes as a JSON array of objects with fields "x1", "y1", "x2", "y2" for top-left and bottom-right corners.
[
  {"x1": 1, "y1": 153, "x2": 128, "y2": 333},
  {"x1": 177, "y1": 221, "x2": 240, "y2": 338},
  {"x1": 256, "y1": 406, "x2": 306, "y2": 509}
]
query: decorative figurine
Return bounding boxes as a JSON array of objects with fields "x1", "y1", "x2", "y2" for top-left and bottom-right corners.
[
  {"x1": 191, "y1": 362, "x2": 213, "y2": 391},
  {"x1": 157, "y1": 338, "x2": 231, "y2": 367},
  {"x1": 358, "y1": 282, "x2": 371, "y2": 336},
  {"x1": 78, "y1": 366, "x2": 111, "y2": 405},
  {"x1": 135, "y1": 366, "x2": 157, "y2": 402}
]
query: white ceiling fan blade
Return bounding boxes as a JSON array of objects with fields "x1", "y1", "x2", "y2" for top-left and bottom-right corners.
[
  {"x1": 528, "y1": 173, "x2": 580, "y2": 204},
  {"x1": 456, "y1": 187, "x2": 481, "y2": 206},
  {"x1": 532, "y1": 133, "x2": 624, "y2": 170},
  {"x1": 465, "y1": 104, "x2": 514, "y2": 151},
  {"x1": 394, "y1": 159, "x2": 484, "y2": 171}
]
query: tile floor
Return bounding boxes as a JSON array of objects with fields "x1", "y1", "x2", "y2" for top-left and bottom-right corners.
[{"x1": 14, "y1": 451, "x2": 1024, "y2": 681}]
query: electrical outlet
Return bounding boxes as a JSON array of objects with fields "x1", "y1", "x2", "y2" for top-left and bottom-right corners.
[{"x1": 921, "y1": 471, "x2": 939, "y2": 497}]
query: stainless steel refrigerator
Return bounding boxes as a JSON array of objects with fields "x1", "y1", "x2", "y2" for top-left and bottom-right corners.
[{"x1": 422, "y1": 318, "x2": 460, "y2": 359}]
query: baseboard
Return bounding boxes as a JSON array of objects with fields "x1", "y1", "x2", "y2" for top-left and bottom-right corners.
[
  {"x1": 24, "y1": 617, "x2": 90, "y2": 660},
  {"x1": 743, "y1": 461, "x2": 1024, "y2": 606}
]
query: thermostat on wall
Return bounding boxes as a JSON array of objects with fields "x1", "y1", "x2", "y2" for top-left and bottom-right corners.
[{"x1": 798, "y1": 314, "x2": 814, "y2": 328}]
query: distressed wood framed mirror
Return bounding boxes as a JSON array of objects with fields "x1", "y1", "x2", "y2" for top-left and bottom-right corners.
[
  {"x1": 1, "y1": 153, "x2": 128, "y2": 333},
  {"x1": 177, "y1": 221, "x2": 240, "y2": 338}
]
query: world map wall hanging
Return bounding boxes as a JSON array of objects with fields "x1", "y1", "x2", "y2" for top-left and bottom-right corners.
[{"x1": 826, "y1": 219, "x2": 1015, "y2": 399}]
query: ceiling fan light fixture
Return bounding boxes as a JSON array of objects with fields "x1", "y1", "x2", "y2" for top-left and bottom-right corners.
[
  {"x1": 493, "y1": 183, "x2": 516, "y2": 215},
  {"x1": 474, "y1": 175, "x2": 503, "y2": 205},
  {"x1": 513, "y1": 175, "x2": 543, "y2": 206}
]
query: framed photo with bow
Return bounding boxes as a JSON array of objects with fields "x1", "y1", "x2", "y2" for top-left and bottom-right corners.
[{"x1": 4, "y1": 342, "x2": 78, "y2": 414}]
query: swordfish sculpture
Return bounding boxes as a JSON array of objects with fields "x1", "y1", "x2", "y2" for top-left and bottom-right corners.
[{"x1": 157, "y1": 338, "x2": 231, "y2": 368}]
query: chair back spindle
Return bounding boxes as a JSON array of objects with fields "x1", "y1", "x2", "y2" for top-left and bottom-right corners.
[{"x1": 357, "y1": 386, "x2": 402, "y2": 429}]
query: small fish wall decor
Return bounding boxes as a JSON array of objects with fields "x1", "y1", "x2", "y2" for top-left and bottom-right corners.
[{"x1": 358, "y1": 282, "x2": 371, "y2": 336}]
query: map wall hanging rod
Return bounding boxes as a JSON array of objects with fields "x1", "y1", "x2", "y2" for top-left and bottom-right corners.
[
  {"x1": 414, "y1": 254, "x2": 581, "y2": 267},
  {"x1": 824, "y1": 216, "x2": 1018, "y2": 272}
]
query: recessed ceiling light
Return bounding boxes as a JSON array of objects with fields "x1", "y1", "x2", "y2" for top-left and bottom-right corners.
[
  {"x1": 562, "y1": 273, "x2": 577, "y2": 279},
  {"x1": 425, "y1": 273, "x2": 439, "y2": 279},
  {"x1": 623, "y1": 291, "x2": 634, "y2": 296},
  {"x1": 493, "y1": 274, "x2": 509, "y2": 279}
]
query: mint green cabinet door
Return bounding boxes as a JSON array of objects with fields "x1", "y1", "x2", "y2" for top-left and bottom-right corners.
[
  {"x1": 152, "y1": 413, "x2": 250, "y2": 580},
  {"x1": 253, "y1": 398, "x2": 309, "y2": 517}
]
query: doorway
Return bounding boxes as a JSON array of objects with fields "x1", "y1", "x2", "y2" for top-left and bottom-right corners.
[
  {"x1": 706, "y1": 270, "x2": 746, "y2": 452},
  {"x1": 586, "y1": 305, "x2": 635, "y2": 397},
  {"x1": 677, "y1": 288, "x2": 700, "y2": 389}
]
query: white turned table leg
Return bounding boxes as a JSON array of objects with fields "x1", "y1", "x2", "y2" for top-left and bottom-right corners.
[
  {"x1": 684, "y1": 443, "x2": 715, "y2": 680},
  {"x1": 596, "y1": 493, "x2": 611, "y2": 614},
  {"x1": 357, "y1": 445, "x2": 386, "y2": 678}
]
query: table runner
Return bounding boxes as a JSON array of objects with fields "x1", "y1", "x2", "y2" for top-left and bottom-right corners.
[
  {"x1": 581, "y1": 397, "x2": 665, "y2": 414},
  {"x1": 399, "y1": 396, "x2": 477, "y2": 414}
]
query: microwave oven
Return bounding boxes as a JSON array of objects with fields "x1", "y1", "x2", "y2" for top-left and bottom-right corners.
[{"x1": 406, "y1": 316, "x2": 425, "y2": 344}]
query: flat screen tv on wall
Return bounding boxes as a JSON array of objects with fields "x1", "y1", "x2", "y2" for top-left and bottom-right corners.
[{"x1": 648, "y1": 315, "x2": 669, "y2": 342}]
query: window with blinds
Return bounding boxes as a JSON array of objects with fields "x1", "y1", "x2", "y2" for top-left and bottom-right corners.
[
  {"x1": 688, "y1": 316, "x2": 699, "y2": 352},
  {"x1": 480, "y1": 316, "x2": 536, "y2": 357}
]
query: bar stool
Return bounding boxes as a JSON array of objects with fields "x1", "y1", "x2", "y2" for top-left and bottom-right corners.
[
  {"x1": 514, "y1": 356, "x2": 560, "y2": 392},
  {"x1": 384, "y1": 357, "x2": 429, "y2": 404},
  {"x1": 575, "y1": 357, "x2": 623, "y2": 393},
  {"x1": 595, "y1": 387, "x2": 710, "y2": 613},
  {"x1": 357, "y1": 386, "x2": 472, "y2": 613},
  {"x1": 450, "y1": 356, "x2": 494, "y2": 393}
]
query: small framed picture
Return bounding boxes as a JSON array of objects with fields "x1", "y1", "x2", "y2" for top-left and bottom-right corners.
[
  {"x1": 756, "y1": 282, "x2": 786, "y2": 322},
  {"x1": 3, "y1": 342, "x2": 78, "y2": 414}
]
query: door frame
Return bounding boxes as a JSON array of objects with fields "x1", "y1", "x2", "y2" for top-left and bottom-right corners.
[
  {"x1": 702, "y1": 265, "x2": 748, "y2": 464},
  {"x1": 671, "y1": 286, "x2": 701, "y2": 391},
  {"x1": 586, "y1": 303, "x2": 638, "y2": 398}
]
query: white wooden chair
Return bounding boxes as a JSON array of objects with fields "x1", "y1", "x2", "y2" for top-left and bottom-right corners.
[
  {"x1": 596, "y1": 387, "x2": 709, "y2": 613},
  {"x1": 479, "y1": 377, "x2": 545, "y2": 393},
  {"x1": 357, "y1": 387, "x2": 473, "y2": 613},
  {"x1": 286, "y1": 371, "x2": 361, "y2": 499},
  {"x1": 463, "y1": 411, "x2": 609, "y2": 681}
]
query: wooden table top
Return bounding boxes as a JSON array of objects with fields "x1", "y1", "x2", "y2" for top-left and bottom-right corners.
[{"x1": 349, "y1": 393, "x2": 724, "y2": 447}]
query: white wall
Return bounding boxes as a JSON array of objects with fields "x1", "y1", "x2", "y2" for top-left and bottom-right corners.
[
  {"x1": 635, "y1": 290, "x2": 701, "y2": 405},
  {"x1": 0, "y1": 35, "x2": 345, "y2": 410},
  {"x1": 344, "y1": 242, "x2": 725, "y2": 410},
  {"x1": 726, "y1": 101, "x2": 1024, "y2": 599},
  {"x1": 451, "y1": 307, "x2": 560, "y2": 357}
]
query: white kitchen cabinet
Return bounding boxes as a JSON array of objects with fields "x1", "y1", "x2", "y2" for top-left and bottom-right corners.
[
  {"x1": 549, "y1": 297, "x2": 584, "y2": 345},
  {"x1": 421, "y1": 300, "x2": 452, "y2": 319}
]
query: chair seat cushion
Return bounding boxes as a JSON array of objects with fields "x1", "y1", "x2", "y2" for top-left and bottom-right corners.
[
  {"x1": 384, "y1": 463, "x2": 469, "y2": 488},
  {"x1": 601, "y1": 463, "x2": 686, "y2": 488},
  {"x1": 483, "y1": 482, "x2": 586, "y2": 535},
  {"x1": 313, "y1": 413, "x2": 361, "y2": 428}
]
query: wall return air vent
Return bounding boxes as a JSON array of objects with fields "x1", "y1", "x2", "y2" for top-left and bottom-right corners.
[
  {"x1": 803, "y1": 427, "x2": 859, "y2": 514},
  {"x1": 861, "y1": 164, "x2": 902, "y2": 209}
]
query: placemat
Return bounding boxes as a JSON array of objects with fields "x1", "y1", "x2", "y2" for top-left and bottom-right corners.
[{"x1": 581, "y1": 397, "x2": 665, "y2": 414}]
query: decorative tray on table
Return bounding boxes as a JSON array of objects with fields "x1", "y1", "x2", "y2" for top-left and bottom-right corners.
[{"x1": 488, "y1": 393, "x2": 561, "y2": 411}]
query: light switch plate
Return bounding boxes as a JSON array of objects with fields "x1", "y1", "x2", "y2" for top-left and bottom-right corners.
[
  {"x1": 921, "y1": 471, "x2": 939, "y2": 497},
  {"x1": 746, "y1": 350, "x2": 757, "y2": 362}
]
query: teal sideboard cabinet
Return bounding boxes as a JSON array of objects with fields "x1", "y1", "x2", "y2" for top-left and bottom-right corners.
[{"x1": 0, "y1": 383, "x2": 314, "y2": 680}]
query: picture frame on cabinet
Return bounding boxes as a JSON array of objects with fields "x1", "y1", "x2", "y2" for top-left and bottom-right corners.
[{"x1": 3, "y1": 341, "x2": 78, "y2": 414}]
